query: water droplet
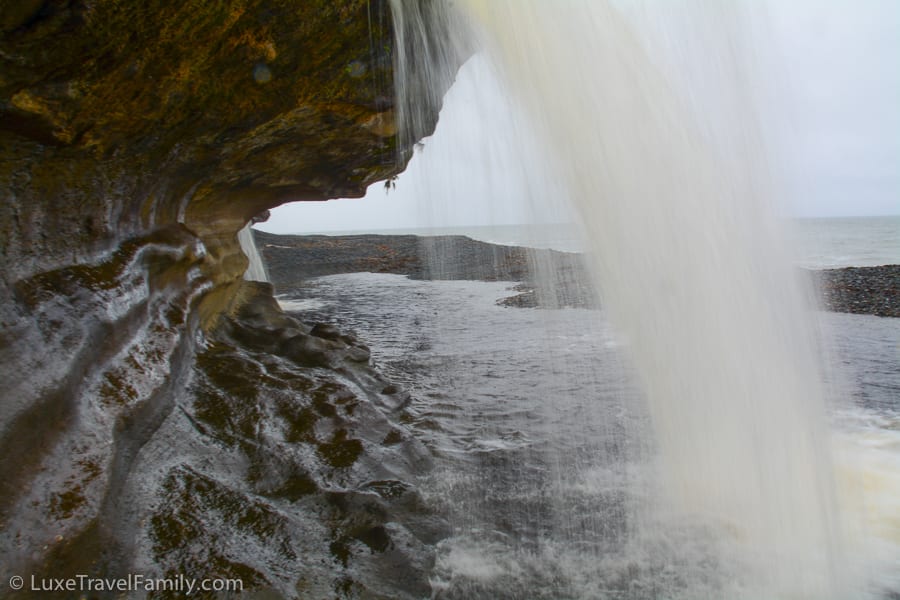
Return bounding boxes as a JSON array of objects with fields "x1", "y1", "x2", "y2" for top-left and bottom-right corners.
[{"x1": 253, "y1": 63, "x2": 272, "y2": 84}]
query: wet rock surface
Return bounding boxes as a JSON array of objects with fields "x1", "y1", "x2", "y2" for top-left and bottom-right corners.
[
  {"x1": 0, "y1": 1, "x2": 463, "y2": 597},
  {"x1": 257, "y1": 231, "x2": 596, "y2": 309},
  {"x1": 259, "y1": 231, "x2": 899, "y2": 317},
  {"x1": 812, "y1": 265, "x2": 900, "y2": 318},
  {"x1": 138, "y1": 283, "x2": 446, "y2": 599},
  {"x1": 2, "y1": 277, "x2": 447, "y2": 599}
]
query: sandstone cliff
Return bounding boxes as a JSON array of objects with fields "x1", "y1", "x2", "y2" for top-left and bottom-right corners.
[{"x1": 0, "y1": 2, "x2": 458, "y2": 597}]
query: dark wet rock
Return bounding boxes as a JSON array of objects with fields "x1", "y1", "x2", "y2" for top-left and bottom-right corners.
[
  {"x1": 258, "y1": 231, "x2": 538, "y2": 283},
  {"x1": 174, "y1": 279, "x2": 445, "y2": 595},
  {"x1": 222, "y1": 282, "x2": 310, "y2": 352},
  {"x1": 252, "y1": 210, "x2": 272, "y2": 225},
  {"x1": 311, "y1": 322, "x2": 344, "y2": 341},
  {"x1": 258, "y1": 230, "x2": 598, "y2": 309},
  {"x1": 318, "y1": 429, "x2": 366, "y2": 469},
  {"x1": 146, "y1": 307, "x2": 444, "y2": 598},
  {"x1": 810, "y1": 265, "x2": 899, "y2": 318},
  {"x1": 0, "y1": 1, "x2": 463, "y2": 597},
  {"x1": 340, "y1": 332, "x2": 362, "y2": 345},
  {"x1": 497, "y1": 283, "x2": 539, "y2": 308},
  {"x1": 345, "y1": 345, "x2": 372, "y2": 363},
  {"x1": 380, "y1": 384, "x2": 412, "y2": 408},
  {"x1": 382, "y1": 430, "x2": 406, "y2": 446},
  {"x1": 280, "y1": 333, "x2": 341, "y2": 368}
]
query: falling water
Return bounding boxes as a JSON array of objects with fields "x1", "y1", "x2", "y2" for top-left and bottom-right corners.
[
  {"x1": 238, "y1": 224, "x2": 269, "y2": 282},
  {"x1": 464, "y1": 3, "x2": 850, "y2": 595},
  {"x1": 384, "y1": 1, "x2": 890, "y2": 598}
]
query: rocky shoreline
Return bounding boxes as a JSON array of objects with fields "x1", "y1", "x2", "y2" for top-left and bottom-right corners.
[
  {"x1": 0, "y1": 4, "x2": 467, "y2": 593},
  {"x1": 811, "y1": 266, "x2": 900, "y2": 318},
  {"x1": 257, "y1": 231, "x2": 899, "y2": 318}
]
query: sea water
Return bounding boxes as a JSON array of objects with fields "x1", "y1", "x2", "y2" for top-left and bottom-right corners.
[
  {"x1": 402, "y1": 1, "x2": 889, "y2": 595},
  {"x1": 793, "y1": 216, "x2": 900, "y2": 269},
  {"x1": 269, "y1": 0, "x2": 900, "y2": 594},
  {"x1": 277, "y1": 265, "x2": 899, "y2": 598}
]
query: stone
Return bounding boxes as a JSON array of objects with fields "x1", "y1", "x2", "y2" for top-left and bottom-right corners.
[
  {"x1": 310, "y1": 322, "x2": 343, "y2": 341},
  {"x1": 0, "y1": 1, "x2": 463, "y2": 593},
  {"x1": 280, "y1": 332, "x2": 340, "y2": 369},
  {"x1": 345, "y1": 345, "x2": 371, "y2": 363}
]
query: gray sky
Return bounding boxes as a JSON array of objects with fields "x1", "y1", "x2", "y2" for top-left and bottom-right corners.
[
  {"x1": 259, "y1": 1, "x2": 899, "y2": 235},
  {"x1": 768, "y1": 0, "x2": 899, "y2": 217}
]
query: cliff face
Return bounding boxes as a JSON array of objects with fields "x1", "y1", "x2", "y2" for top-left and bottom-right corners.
[
  {"x1": 1, "y1": 0, "x2": 406, "y2": 318},
  {"x1": 0, "y1": 2, "x2": 455, "y2": 596}
]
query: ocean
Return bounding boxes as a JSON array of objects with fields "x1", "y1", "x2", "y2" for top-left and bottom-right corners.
[
  {"x1": 286, "y1": 216, "x2": 900, "y2": 269},
  {"x1": 793, "y1": 216, "x2": 900, "y2": 269},
  {"x1": 274, "y1": 216, "x2": 899, "y2": 598}
]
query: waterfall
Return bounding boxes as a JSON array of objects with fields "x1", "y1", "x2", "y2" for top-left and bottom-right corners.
[
  {"x1": 238, "y1": 225, "x2": 268, "y2": 282},
  {"x1": 388, "y1": 1, "x2": 884, "y2": 597}
]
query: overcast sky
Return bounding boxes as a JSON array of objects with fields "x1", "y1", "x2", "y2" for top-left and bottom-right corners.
[
  {"x1": 259, "y1": 1, "x2": 899, "y2": 235},
  {"x1": 766, "y1": 0, "x2": 899, "y2": 217}
]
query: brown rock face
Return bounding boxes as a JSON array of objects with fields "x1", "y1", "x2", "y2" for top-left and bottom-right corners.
[
  {"x1": 0, "y1": 1, "x2": 458, "y2": 596},
  {"x1": 1, "y1": 0, "x2": 407, "y2": 306}
]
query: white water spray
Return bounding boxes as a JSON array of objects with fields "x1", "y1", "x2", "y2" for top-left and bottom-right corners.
[
  {"x1": 388, "y1": 1, "x2": 881, "y2": 597},
  {"x1": 238, "y1": 225, "x2": 268, "y2": 282},
  {"x1": 460, "y1": 2, "x2": 852, "y2": 597}
]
